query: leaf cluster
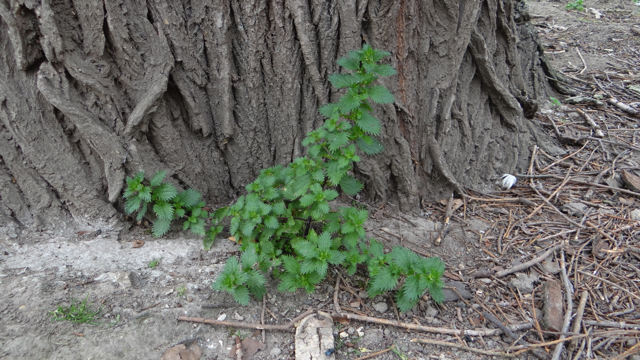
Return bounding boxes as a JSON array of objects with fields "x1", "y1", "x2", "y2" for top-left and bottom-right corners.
[
  {"x1": 123, "y1": 170, "x2": 209, "y2": 238},
  {"x1": 122, "y1": 44, "x2": 445, "y2": 311}
]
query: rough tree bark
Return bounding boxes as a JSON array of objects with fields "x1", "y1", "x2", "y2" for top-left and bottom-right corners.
[{"x1": 0, "y1": 0, "x2": 558, "y2": 237}]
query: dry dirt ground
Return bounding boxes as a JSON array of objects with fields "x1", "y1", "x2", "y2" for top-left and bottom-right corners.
[{"x1": 2, "y1": 1, "x2": 640, "y2": 359}]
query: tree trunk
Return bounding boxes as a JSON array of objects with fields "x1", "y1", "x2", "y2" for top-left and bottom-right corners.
[{"x1": 0, "y1": 0, "x2": 555, "y2": 236}]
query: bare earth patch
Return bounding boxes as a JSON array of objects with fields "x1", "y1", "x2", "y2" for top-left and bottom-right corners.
[{"x1": 2, "y1": 1, "x2": 640, "y2": 359}]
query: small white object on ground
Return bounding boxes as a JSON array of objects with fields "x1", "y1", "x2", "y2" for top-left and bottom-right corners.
[{"x1": 501, "y1": 174, "x2": 517, "y2": 190}]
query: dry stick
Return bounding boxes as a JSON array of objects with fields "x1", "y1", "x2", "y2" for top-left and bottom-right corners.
[
  {"x1": 261, "y1": 295, "x2": 266, "y2": 343},
  {"x1": 234, "y1": 336, "x2": 242, "y2": 360},
  {"x1": 530, "y1": 186, "x2": 585, "y2": 229},
  {"x1": 541, "y1": 142, "x2": 590, "y2": 172},
  {"x1": 611, "y1": 342, "x2": 640, "y2": 360},
  {"x1": 177, "y1": 307, "x2": 314, "y2": 331},
  {"x1": 496, "y1": 244, "x2": 564, "y2": 277},
  {"x1": 551, "y1": 250, "x2": 574, "y2": 360},
  {"x1": 583, "y1": 321, "x2": 640, "y2": 330},
  {"x1": 551, "y1": 175, "x2": 640, "y2": 198},
  {"x1": 570, "y1": 291, "x2": 590, "y2": 351},
  {"x1": 435, "y1": 193, "x2": 455, "y2": 246},
  {"x1": 329, "y1": 312, "x2": 532, "y2": 337},
  {"x1": 576, "y1": 108, "x2": 604, "y2": 138},
  {"x1": 411, "y1": 338, "x2": 517, "y2": 357},
  {"x1": 607, "y1": 98, "x2": 640, "y2": 117},
  {"x1": 576, "y1": 270, "x2": 640, "y2": 301},
  {"x1": 585, "y1": 221, "x2": 617, "y2": 242},
  {"x1": 353, "y1": 344, "x2": 395, "y2": 360},
  {"x1": 482, "y1": 311, "x2": 548, "y2": 360},
  {"x1": 333, "y1": 276, "x2": 342, "y2": 315},
  {"x1": 576, "y1": 47, "x2": 588, "y2": 74}
]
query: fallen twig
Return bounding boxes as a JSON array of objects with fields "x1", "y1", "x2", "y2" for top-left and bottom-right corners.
[
  {"x1": 569, "y1": 291, "x2": 589, "y2": 350},
  {"x1": 551, "y1": 250, "x2": 573, "y2": 360},
  {"x1": 496, "y1": 244, "x2": 563, "y2": 277},
  {"x1": 577, "y1": 270, "x2": 640, "y2": 301},
  {"x1": 353, "y1": 344, "x2": 395, "y2": 360},
  {"x1": 177, "y1": 307, "x2": 314, "y2": 331},
  {"x1": 411, "y1": 338, "x2": 517, "y2": 357},
  {"x1": 329, "y1": 312, "x2": 532, "y2": 337},
  {"x1": 607, "y1": 98, "x2": 639, "y2": 117}
]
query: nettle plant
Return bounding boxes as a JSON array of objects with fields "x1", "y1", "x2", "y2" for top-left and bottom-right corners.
[{"x1": 123, "y1": 45, "x2": 445, "y2": 312}]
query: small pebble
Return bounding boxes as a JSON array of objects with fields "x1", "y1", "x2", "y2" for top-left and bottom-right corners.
[{"x1": 217, "y1": 313, "x2": 226, "y2": 321}]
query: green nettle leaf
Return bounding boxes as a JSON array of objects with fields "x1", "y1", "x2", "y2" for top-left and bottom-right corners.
[
  {"x1": 190, "y1": 219, "x2": 206, "y2": 236},
  {"x1": 179, "y1": 188, "x2": 202, "y2": 208},
  {"x1": 153, "y1": 183, "x2": 178, "y2": 202},
  {"x1": 337, "y1": 55, "x2": 360, "y2": 71},
  {"x1": 339, "y1": 175, "x2": 364, "y2": 196},
  {"x1": 264, "y1": 216, "x2": 279, "y2": 229},
  {"x1": 370, "y1": 267, "x2": 398, "y2": 293},
  {"x1": 139, "y1": 186, "x2": 152, "y2": 202},
  {"x1": 338, "y1": 92, "x2": 363, "y2": 113},
  {"x1": 356, "y1": 136, "x2": 384, "y2": 155},
  {"x1": 125, "y1": 196, "x2": 142, "y2": 214},
  {"x1": 356, "y1": 111, "x2": 381, "y2": 135},
  {"x1": 368, "y1": 85, "x2": 395, "y2": 104},
  {"x1": 328, "y1": 73, "x2": 356, "y2": 89},
  {"x1": 153, "y1": 202, "x2": 174, "y2": 220},
  {"x1": 327, "y1": 131, "x2": 350, "y2": 152},
  {"x1": 233, "y1": 286, "x2": 250, "y2": 305},
  {"x1": 152, "y1": 218, "x2": 172, "y2": 237},
  {"x1": 299, "y1": 194, "x2": 316, "y2": 207},
  {"x1": 150, "y1": 170, "x2": 167, "y2": 187},
  {"x1": 135, "y1": 202, "x2": 148, "y2": 221},
  {"x1": 326, "y1": 161, "x2": 347, "y2": 185},
  {"x1": 373, "y1": 63, "x2": 396, "y2": 76}
]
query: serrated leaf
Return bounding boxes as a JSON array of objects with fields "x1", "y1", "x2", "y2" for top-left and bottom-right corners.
[
  {"x1": 152, "y1": 218, "x2": 172, "y2": 237},
  {"x1": 241, "y1": 246, "x2": 259, "y2": 268},
  {"x1": 175, "y1": 208, "x2": 185, "y2": 218},
  {"x1": 125, "y1": 196, "x2": 142, "y2": 214},
  {"x1": 393, "y1": 246, "x2": 416, "y2": 272},
  {"x1": 232, "y1": 286, "x2": 250, "y2": 305},
  {"x1": 370, "y1": 267, "x2": 398, "y2": 292},
  {"x1": 395, "y1": 291, "x2": 418, "y2": 313},
  {"x1": 139, "y1": 186, "x2": 152, "y2": 202},
  {"x1": 272, "y1": 201, "x2": 286, "y2": 215},
  {"x1": 327, "y1": 250, "x2": 346, "y2": 265},
  {"x1": 150, "y1": 170, "x2": 167, "y2": 187},
  {"x1": 373, "y1": 63, "x2": 396, "y2": 76},
  {"x1": 241, "y1": 221, "x2": 256, "y2": 237},
  {"x1": 327, "y1": 131, "x2": 350, "y2": 152},
  {"x1": 153, "y1": 202, "x2": 174, "y2": 220},
  {"x1": 230, "y1": 216, "x2": 240, "y2": 236},
  {"x1": 356, "y1": 136, "x2": 384, "y2": 155},
  {"x1": 339, "y1": 175, "x2": 364, "y2": 196},
  {"x1": 337, "y1": 55, "x2": 360, "y2": 71},
  {"x1": 319, "y1": 103, "x2": 340, "y2": 118},
  {"x1": 287, "y1": 173, "x2": 312, "y2": 199},
  {"x1": 311, "y1": 169, "x2": 325, "y2": 182},
  {"x1": 264, "y1": 216, "x2": 279, "y2": 229},
  {"x1": 323, "y1": 189, "x2": 339, "y2": 201},
  {"x1": 326, "y1": 161, "x2": 347, "y2": 185},
  {"x1": 368, "y1": 85, "x2": 394, "y2": 104},
  {"x1": 190, "y1": 218, "x2": 206, "y2": 236},
  {"x1": 153, "y1": 183, "x2": 178, "y2": 202},
  {"x1": 135, "y1": 202, "x2": 148, "y2": 221},
  {"x1": 293, "y1": 241, "x2": 318, "y2": 259},
  {"x1": 299, "y1": 194, "x2": 316, "y2": 207},
  {"x1": 179, "y1": 188, "x2": 202, "y2": 208},
  {"x1": 356, "y1": 111, "x2": 381, "y2": 135},
  {"x1": 338, "y1": 94, "x2": 363, "y2": 114},
  {"x1": 317, "y1": 232, "x2": 332, "y2": 250},
  {"x1": 329, "y1": 73, "x2": 356, "y2": 89}
]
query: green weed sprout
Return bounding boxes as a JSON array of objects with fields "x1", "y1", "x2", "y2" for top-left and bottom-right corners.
[
  {"x1": 49, "y1": 295, "x2": 102, "y2": 324},
  {"x1": 566, "y1": 0, "x2": 584, "y2": 11}
]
